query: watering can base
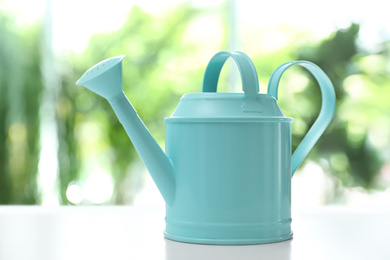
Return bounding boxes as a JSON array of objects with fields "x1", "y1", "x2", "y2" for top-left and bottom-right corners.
[
  {"x1": 163, "y1": 231, "x2": 293, "y2": 245},
  {"x1": 163, "y1": 219, "x2": 293, "y2": 245}
]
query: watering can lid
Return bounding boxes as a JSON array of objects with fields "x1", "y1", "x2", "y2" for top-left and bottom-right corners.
[
  {"x1": 165, "y1": 92, "x2": 291, "y2": 122},
  {"x1": 165, "y1": 51, "x2": 291, "y2": 122}
]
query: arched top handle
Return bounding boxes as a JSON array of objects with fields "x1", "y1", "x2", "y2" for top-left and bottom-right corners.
[{"x1": 202, "y1": 51, "x2": 259, "y2": 96}]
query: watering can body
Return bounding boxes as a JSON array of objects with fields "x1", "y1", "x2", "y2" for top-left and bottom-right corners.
[
  {"x1": 76, "y1": 51, "x2": 336, "y2": 244},
  {"x1": 164, "y1": 95, "x2": 293, "y2": 244}
]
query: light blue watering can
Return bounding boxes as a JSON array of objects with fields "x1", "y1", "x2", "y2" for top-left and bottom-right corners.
[{"x1": 76, "y1": 51, "x2": 336, "y2": 245}]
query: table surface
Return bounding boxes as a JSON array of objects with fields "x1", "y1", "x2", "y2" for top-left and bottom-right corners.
[{"x1": 0, "y1": 205, "x2": 389, "y2": 260}]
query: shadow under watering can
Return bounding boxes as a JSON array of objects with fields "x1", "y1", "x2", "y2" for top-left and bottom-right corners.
[{"x1": 76, "y1": 51, "x2": 336, "y2": 245}]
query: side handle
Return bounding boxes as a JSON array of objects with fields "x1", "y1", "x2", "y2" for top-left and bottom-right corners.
[{"x1": 267, "y1": 61, "x2": 336, "y2": 176}]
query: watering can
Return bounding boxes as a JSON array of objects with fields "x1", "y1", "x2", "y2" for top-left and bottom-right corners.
[{"x1": 76, "y1": 51, "x2": 336, "y2": 245}]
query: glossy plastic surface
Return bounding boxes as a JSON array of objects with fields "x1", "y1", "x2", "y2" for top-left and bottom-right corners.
[{"x1": 76, "y1": 51, "x2": 335, "y2": 245}]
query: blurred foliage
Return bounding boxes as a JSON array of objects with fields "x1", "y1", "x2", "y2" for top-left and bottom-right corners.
[
  {"x1": 297, "y1": 24, "x2": 383, "y2": 191},
  {"x1": 0, "y1": 13, "x2": 43, "y2": 204},
  {"x1": 1, "y1": 4, "x2": 389, "y2": 204}
]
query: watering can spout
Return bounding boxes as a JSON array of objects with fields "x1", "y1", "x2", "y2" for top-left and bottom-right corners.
[{"x1": 76, "y1": 55, "x2": 175, "y2": 206}]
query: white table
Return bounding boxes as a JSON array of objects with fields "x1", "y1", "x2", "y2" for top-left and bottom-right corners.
[{"x1": 0, "y1": 206, "x2": 389, "y2": 260}]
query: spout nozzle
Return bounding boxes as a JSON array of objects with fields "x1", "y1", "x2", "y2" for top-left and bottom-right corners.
[{"x1": 76, "y1": 55, "x2": 125, "y2": 100}]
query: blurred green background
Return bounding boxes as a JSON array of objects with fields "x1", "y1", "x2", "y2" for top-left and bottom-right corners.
[{"x1": 0, "y1": 0, "x2": 389, "y2": 205}]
